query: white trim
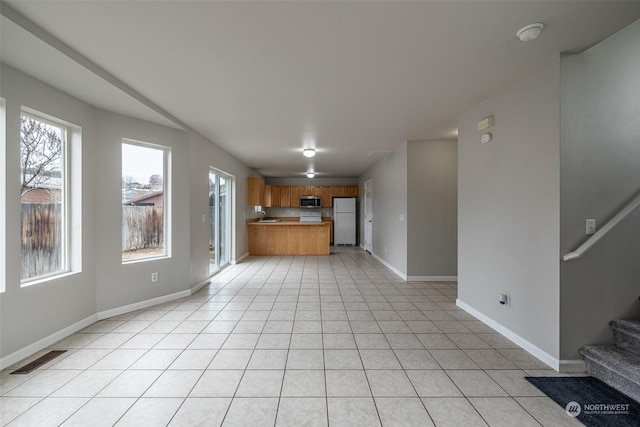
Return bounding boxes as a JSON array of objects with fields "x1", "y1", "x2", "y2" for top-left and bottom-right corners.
[
  {"x1": 97, "y1": 289, "x2": 191, "y2": 320},
  {"x1": 456, "y1": 298, "x2": 560, "y2": 371},
  {"x1": 371, "y1": 252, "x2": 407, "y2": 280},
  {"x1": 190, "y1": 278, "x2": 211, "y2": 294},
  {"x1": 360, "y1": 244, "x2": 366, "y2": 250},
  {"x1": 407, "y1": 276, "x2": 458, "y2": 282},
  {"x1": 0, "y1": 314, "x2": 97, "y2": 370},
  {"x1": 233, "y1": 252, "x2": 250, "y2": 265},
  {"x1": 559, "y1": 359, "x2": 586, "y2": 373}
]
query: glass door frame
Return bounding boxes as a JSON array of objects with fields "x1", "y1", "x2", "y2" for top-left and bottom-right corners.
[{"x1": 209, "y1": 167, "x2": 234, "y2": 276}]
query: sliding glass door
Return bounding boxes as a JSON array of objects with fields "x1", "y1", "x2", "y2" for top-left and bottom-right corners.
[{"x1": 209, "y1": 169, "x2": 232, "y2": 275}]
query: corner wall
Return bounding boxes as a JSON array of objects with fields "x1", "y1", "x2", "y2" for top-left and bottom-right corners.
[
  {"x1": 457, "y1": 56, "x2": 561, "y2": 365},
  {"x1": 407, "y1": 140, "x2": 457, "y2": 279},
  {"x1": 559, "y1": 20, "x2": 640, "y2": 360}
]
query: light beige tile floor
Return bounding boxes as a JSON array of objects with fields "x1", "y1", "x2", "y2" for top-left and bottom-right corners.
[{"x1": 0, "y1": 247, "x2": 583, "y2": 426}]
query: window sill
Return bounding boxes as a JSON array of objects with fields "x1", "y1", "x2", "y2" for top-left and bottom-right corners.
[{"x1": 20, "y1": 270, "x2": 81, "y2": 288}]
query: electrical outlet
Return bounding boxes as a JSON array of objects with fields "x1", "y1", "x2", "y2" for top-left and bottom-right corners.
[
  {"x1": 151, "y1": 272, "x2": 158, "y2": 282},
  {"x1": 586, "y1": 219, "x2": 596, "y2": 235}
]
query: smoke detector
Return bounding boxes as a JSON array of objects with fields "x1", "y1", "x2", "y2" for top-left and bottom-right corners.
[{"x1": 516, "y1": 23, "x2": 544, "y2": 42}]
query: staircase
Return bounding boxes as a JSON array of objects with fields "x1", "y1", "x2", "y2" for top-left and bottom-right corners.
[{"x1": 580, "y1": 319, "x2": 640, "y2": 402}]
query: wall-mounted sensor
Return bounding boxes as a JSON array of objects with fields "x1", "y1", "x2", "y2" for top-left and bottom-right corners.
[
  {"x1": 499, "y1": 293, "x2": 509, "y2": 305},
  {"x1": 481, "y1": 133, "x2": 492, "y2": 144}
]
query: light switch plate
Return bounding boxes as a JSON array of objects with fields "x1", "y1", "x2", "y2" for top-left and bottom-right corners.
[{"x1": 586, "y1": 219, "x2": 596, "y2": 235}]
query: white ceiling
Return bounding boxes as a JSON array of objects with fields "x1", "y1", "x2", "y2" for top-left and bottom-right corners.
[{"x1": 3, "y1": 1, "x2": 640, "y2": 178}]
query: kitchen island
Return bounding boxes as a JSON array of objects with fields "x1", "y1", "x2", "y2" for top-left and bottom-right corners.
[{"x1": 247, "y1": 220, "x2": 330, "y2": 255}]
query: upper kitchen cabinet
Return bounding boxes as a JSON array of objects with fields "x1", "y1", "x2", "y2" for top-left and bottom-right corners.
[
  {"x1": 345, "y1": 186, "x2": 358, "y2": 197},
  {"x1": 291, "y1": 186, "x2": 302, "y2": 207},
  {"x1": 280, "y1": 186, "x2": 292, "y2": 207},
  {"x1": 331, "y1": 186, "x2": 346, "y2": 198},
  {"x1": 247, "y1": 177, "x2": 264, "y2": 206},
  {"x1": 321, "y1": 187, "x2": 332, "y2": 207},
  {"x1": 264, "y1": 185, "x2": 281, "y2": 207}
]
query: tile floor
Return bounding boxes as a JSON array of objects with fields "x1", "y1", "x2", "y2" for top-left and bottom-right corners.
[{"x1": 0, "y1": 248, "x2": 583, "y2": 426}]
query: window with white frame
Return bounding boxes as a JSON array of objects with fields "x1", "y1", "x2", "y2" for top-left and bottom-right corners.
[
  {"x1": 20, "y1": 111, "x2": 69, "y2": 282},
  {"x1": 122, "y1": 140, "x2": 170, "y2": 262}
]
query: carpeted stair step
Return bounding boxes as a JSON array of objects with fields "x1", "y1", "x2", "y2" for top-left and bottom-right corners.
[
  {"x1": 580, "y1": 344, "x2": 640, "y2": 403},
  {"x1": 610, "y1": 319, "x2": 640, "y2": 355}
]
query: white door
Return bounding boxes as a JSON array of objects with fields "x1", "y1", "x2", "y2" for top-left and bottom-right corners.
[{"x1": 364, "y1": 179, "x2": 372, "y2": 252}]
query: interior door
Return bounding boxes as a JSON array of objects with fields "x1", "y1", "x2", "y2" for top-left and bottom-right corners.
[{"x1": 364, "y1": 179, "x2": 373, "y2": 252}]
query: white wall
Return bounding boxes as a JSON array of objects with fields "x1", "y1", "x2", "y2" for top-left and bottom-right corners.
[
  {"x1": 559, "y1": 20, "x2": 640, "y2": 360},
  {"x1": 407, "y1": 140, "x2": 457, "y2": 278},
  {"x1": 188, "y1": 132, "x2": 256, "y2": 286},
  {"x1": 457, "y1": 56, "x2": 561, "y2": 364},
  {"x1": 0, "y1": 64, "x2": 255, "y2": 365},
  {"x1": 1, "y1": 64, "x2": 99, "y2": 358},
  {"x1": 359, "y1": 143, "x2": 408, "y2": 276}
]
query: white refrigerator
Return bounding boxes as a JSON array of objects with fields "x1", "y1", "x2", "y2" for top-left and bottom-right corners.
[{"x1": 333, "y1": 197, "x2": 356, "y2": 245}]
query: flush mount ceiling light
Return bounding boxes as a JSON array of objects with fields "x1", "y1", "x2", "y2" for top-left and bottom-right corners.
[
  {"x1": 303, "y1": 148, "x2": 316, "y2": 158},
  {"x1": 306, "y1": 172, "x2": 315, "y2": 178},
  {"x1": 516, "y1": 23, "x2": 544, "y2": 42}
]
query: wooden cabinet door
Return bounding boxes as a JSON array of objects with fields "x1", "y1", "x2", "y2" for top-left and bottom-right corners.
[
  {"x1": 264, "y1": 185, "x2": 274, "y2": 207},
  {"x1": 271, "y1": 186, "x2": 281, "y2": 207},
  {"x1": 247, "y1": 177, "x2": 264, "y2": 206},
  {"x1": 331, "y1": 186, "x2": 346, "y2": 198},
  {"x1": 290, "y1": 187, "x2": 301, "y2": 207},
  {"x1": 280, "y1": 186, "x2": 291, "y2": 207},
  {"x1": 311, "y1": 186, "x2": 322, "y2": 197},
  {"x1": 321, "y1": 186, "x2": 332, "y2": 207},
  {"x1": 300, "y1": 186, "x2": 312, "y2": 197},
  {"x1": 345, "y1": 185, "x2": 358, "y2": 197}
]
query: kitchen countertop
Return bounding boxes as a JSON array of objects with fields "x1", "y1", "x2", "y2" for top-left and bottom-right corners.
[{"x1": 248, "y1": 220, "x2": 328, "y2": 226}]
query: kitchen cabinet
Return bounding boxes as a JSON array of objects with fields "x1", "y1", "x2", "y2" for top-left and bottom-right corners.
[
  {"x1": 321, "y1": 187, "x2": 332, "y2": 207},
  {"x1": 248, "y1": 221, "x2": 330, "y2": 255},
  {"x1": 311, "y1": 186, "x2": 323, "y2": 197},
  {"x1": 331, "y1": 186, "x2": 346, "y2": 198},
  {"x1": 300, "y1": 186, "x2": 312, "y2": 197},
  {"x1": 345, "y1": 185, "x2": 358, "y2": 197},
  {"x1": 247, "y1": 177, "x2": 264, "y2": 206},
  {"x1": 264, "y1": 185, "x2": 281, "y2": 207},
  {"x1": 280, "y1": 186, "x2": 291, "y2": 207},
  {"x1": 290, "y1": 186, "x2": 301, "y2": 207}
]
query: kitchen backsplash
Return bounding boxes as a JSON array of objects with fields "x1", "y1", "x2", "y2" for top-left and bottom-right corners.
[{"x1": 266, "y1": 207, "x2": 333, "y2": 218}]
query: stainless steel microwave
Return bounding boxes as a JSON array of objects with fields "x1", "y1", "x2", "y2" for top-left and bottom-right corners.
[{"x1": 300, "y1": 196, "x2": 321, "y2": 208}]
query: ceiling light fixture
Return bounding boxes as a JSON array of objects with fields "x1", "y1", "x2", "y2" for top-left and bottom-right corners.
[
  {"x1": 306, "y1": 172, "x2": 315, "y2": 178},
  {"x1": 516, "y1": 23, "x2": 544, "y2": 42},
  {"x1": 303, "y1": 148, "x2": 316, "y2": 158}
]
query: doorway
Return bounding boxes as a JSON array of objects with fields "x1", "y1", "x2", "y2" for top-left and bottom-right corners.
[
  {"x1": 209, "y1": 169, "x2": 233, "y2": 275},
  {"x1": 364, "y1": 179, "x2": 373, "y2": 253}
]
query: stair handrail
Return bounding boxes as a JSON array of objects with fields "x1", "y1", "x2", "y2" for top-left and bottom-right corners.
[{"x1": 563, "y1": 192, "x2": 640, "y2": 261}]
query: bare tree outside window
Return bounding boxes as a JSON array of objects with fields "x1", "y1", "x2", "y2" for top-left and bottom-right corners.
[{"x1": 20, "y1": 114, "x2": 66, "y2": 280}]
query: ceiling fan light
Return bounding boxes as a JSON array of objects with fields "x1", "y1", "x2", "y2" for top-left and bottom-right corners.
[
  {"x1": 303, "y1": 148, "x2": 316, "y2": 158},
  {"x1": 306, "y1": 172, "x2": 315, "y2": 178}
]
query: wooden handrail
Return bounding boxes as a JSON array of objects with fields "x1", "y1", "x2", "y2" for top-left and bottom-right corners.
[{"x1": 563, "y1": 192, "x2": 640, "y2": 261}]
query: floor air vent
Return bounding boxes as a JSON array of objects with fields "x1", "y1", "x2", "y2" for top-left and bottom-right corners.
[{"x1": 11, "y1": 350, "x2": 67, "y2": 374}]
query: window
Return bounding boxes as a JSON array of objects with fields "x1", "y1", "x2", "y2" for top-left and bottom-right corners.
[
  {"x1": 122, "y1": 140, "x2": 170, "y2": 262},
  {"x1": 20, "y1": 112, "x2": 69, "y2": 282}
]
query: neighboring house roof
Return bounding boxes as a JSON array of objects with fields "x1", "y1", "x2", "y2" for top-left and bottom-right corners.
[{"x1": 125, "y1": 190, "x2": 164, "y2": 205}]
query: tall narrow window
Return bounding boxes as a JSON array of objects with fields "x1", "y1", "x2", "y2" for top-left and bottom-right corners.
[
  {"x1": 20, "y1": 112, "x2": 68, "y2": 282},
  {"x1": 122, "y1": 140, "x2": 169, "y2": 262}
]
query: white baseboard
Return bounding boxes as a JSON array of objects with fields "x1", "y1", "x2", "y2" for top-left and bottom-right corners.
[
  {"x1": 371, "y1": 252, "x2": 407, "y2": 281},
  {"x1": 559, "y1": 359, "x2": 586, "y2": 373},
  {"x1": 97, "y1": 289, "x2": 191, "y2": 320},
  {"x1": 232, "y1": 252, "x2": 250, "y2": 265},
  {"x1": 190, "y1": 278, "x2": 211, "y2": 295},
  {"x1": 0, "y1": 313, "x2": 97, "y2": 370},
  {"x1": 456, "y1": 298, "x2": 560, "y2": 371},
  {"x1": 407, "y1": 276, "x2": 458, "y2": 282},
  {"x1": 1, "y1": 287, "x2": 201, "y2": 370}
]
